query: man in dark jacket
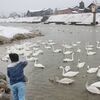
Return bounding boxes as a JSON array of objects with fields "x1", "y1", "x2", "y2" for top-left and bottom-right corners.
[{"x1": 7, "y1": 53, "x2": 28, "y2": 100}]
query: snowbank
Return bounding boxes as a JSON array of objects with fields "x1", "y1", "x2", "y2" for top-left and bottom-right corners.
[
  {"x1": 0, "y1": 26, "x2": 30, "y2": 38},
  {"x1": 46, "y1": 13, "x2": 100, "y2": 25},
  {"x1": 0, "y1": 16, "x2": 43, "y2": 23},
  {"x1": 0, "y1": 26, "x2": 43, "y2": 45}
]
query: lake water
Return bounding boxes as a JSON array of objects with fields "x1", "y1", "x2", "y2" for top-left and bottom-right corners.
[{"x1": 0, "y1": 23, "x2": 100, "y2": 100}]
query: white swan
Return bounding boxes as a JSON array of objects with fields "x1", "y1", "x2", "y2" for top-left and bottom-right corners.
[
  {"x1": 59, "y1": 66, "x2": 71, "y2": 72},
  {"x1": 51, "y1": 45, "x2": 62, "y2": 53},
  {"x1": 86, "y1": 49, "x2": 96, "y2": 56},
  {"x1": 55, "y1": 77, "x2": 74, "y2": 84},
  {"x1": 96, "y1": 41, "x2": 100, "y2": 49},
  {"x1": 91, "y1": 81, "x2": 100, "y2": 88},
  {"x1": 60, "y1": 66, "x2": 79, "y2": 77},
  {"x1": 34, "y1": 59, "x2": 45, "y2": 69},
  {"x1": 26, "y1": 56, "x2": 38, "y2": 62},
  {"x1": 87, "y1": 66, "x2": 98, "y2": 73},
  {"x1": 76, "y1": 48, "x2": 81, "y2": 53},
  {"x1": 77, "y1": 59, "x2": 85, "y2": 68},
  {"x1": 85, "y1": 82, "x2": 100, "y2": 94},
  {"x1": 62, "y1": 44, "x2": 72, "y2": 49},
  {"x1": 85, "y1": 47, "x2": 93, "y2": 51},
  {"x1": 63, "y1": 49, "x2": 73, "y2": 55},
  {"x1": 63, "y1": 53, "x2": 74, "y2": 62}
]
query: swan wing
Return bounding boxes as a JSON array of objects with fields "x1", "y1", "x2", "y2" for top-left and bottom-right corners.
[
  {"x1": 87, "y1": 68, "x2": 98, "y2": 73},
  {"x1": 91, "y1": 81, "x2": 100, "y2": 88},
  {"x1": 64, "y1": 71, "x2": 79, "y2": 77},
  {"x1": 86, "y1": 82, "x2": 100, "y2": 94},
  {"x1": 97, "y1": 69, "x2": 100, "y2": 77},
  {"x1": 57, "y1": 78, "x2": 74, "y2": 84},
  {"x1": 77, "y1": 62, "x2": 85, "y2": 68}
]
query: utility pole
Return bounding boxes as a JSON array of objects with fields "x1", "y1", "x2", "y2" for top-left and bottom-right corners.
[
  {"x1": 91, "y1": 0, "x2": 97, "y2": 25},
  {"x1": 91, "y1": 4, "x2": 96, "y2": 25}
]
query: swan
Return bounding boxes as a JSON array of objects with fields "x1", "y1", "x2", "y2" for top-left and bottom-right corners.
[
  {"x1": 59, "y1": 66, "x2": 71, "y2": 72},
  {"x1": 86, "y1": 49, "x2": 96, "y2": 56},
  {"x1": 60, "y1": 66, "x2": 79, "y2": 77},
  {"x1": 44, "y1": 45, "x2": 51, "y2": 49},
  {"x1": 76, "y1": 48, "x2": 81, "y2": 53},
  {"x1": 26, "y1": 56, "x2": 38, "y2": 62},
  {"x1": 87, "y1": 66, "x2": 98, "y2": 73},
  {"x1": 72, "y1": 43, "x2": 77, "y2": 47},
  {"x1": 51, "y1": 45, "x2": 62, "y2": 53},
  {"x1": 96, "y1": 41, "x2": 100, "y2": 49},
  {"x1": 34, "y1": 59, "x2": 45, "y2": 69},
  {"x1": 63, "y1": 49, "x2": 73, "y2": 55},
  {"x1": 62, "y1": 44, "x2": 72, "y2": 49},
  {"x1": 0, "y1": 55, "x2": 9, "y2": 62},
  {"x1": 85, "y1": 47, "x2": 93, "y2": 51},
  {"x1": 85, "y1": 82, "x2": 100, "y2": 94},
  {"x1": 63, "y1": 53, "x2": 74, "y2": 62},
  {"x1": 77, "y1": 59, "x2": 85, "y2": 68},
  {"x1": 91, "y1": 81, "x2": 100, "y2": 88},
  {"x1": 76, "y1": 41, "x2": 81, "y2": 44},
  {"x1": 55, "y1": 77, "x2": 74, "y2": 84}
]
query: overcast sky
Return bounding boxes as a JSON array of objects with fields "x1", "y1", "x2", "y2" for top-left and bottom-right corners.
[{"x1": 0, "y1": 0, "x2": 100, "y2": 14}]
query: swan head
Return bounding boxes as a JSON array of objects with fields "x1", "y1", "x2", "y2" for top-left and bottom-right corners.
[
  {"x1": 59, "y1": 66, "x2": 64, "y2": 69},
  {"x1": 98, "y1": 66, "x2": 100, "y2": 68}
]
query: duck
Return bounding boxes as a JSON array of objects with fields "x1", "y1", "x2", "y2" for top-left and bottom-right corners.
[
  {"x1": 63, "y1": 53, "x2": 74, "y2": 62},
  {"x1": 34, "y1": 59, "x2": 45, "y2": 69},
  {"x1": 55, "y1": 77, "x2": 74, "y2": 85},
  {"x1": 85, "y1": 82, "x2": 100, "y2": 94},
  {"x1": 60, "y1": 66, "x2": 79, "y2": 77},
  {"x1": 87, "y1": 66, "x2": 98, "y2": 73},
  {"x1": 77, "y1": 59, "x2": 85, "y2": 68}
]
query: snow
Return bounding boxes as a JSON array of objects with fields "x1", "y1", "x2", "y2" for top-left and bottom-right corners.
[
  {"x1": 0, "y1": 16, "x2": 43, "y2": 23},
  {"x1": 0, "y1": 26, "x2": 30, "y2": 38},
  {"x1": 0, "y1": 13, "x2": 100, "y2": 25},
  {"x1": 46, "y1": 13, "x2": 100, "y2": 25}
]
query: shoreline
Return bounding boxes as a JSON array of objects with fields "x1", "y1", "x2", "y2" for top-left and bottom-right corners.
[{"x1": 0, "y1": 31, "x2": 44, "y2": 45}]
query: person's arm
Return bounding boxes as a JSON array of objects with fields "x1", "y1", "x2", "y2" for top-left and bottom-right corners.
[{"x1": 19, "y1": 61, "x2": 28, "y2": 68}]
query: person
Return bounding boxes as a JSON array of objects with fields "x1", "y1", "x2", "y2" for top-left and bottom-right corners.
[{"x1": 7, "y1": 53, "x2": 28, "y2": 100}]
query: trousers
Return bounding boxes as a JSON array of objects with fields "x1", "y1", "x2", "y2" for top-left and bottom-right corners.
[{"x1": 11, "y1": 82, "x2": 26, "y2": 100}]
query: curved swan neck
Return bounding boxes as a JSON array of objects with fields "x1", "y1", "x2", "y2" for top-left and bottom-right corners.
[
  {"x1": 72, "y1": 53, "x2": 74, "y2": 60},
  {"x1": 61, "y1": 67, "x2": 65, "y2": 75}
]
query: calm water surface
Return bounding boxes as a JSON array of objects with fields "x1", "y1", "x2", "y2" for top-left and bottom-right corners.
[{"x1": 0, "y1": 23, "x2": 100, "y2": 100}]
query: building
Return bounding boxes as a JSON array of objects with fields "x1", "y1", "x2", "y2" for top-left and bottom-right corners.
[{"x1": 79, "y1": 1, "x2": 85, "y2": 9}]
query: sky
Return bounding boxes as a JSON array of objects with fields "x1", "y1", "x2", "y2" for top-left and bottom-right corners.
[{"x1": 0, "y1": 0, "x2": 100, "y2": 15}]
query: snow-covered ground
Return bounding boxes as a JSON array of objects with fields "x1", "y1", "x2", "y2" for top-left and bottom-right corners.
[
  {"x1": 0, "y1": 26, "x2": 30, "y2": 38},
  {"x1": 46, "y1": 13, "x2": 100, "y2": 25},
  {"x1": 0, "y1": 16, "x2": 43, "y2": 23},
  {"x1": 0, "y1": 13, "x2": 100, "y2": 25}
]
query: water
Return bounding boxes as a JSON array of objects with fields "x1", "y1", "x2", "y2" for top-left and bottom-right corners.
[{"x1": 0, "y1": 23, "x2": 100, "y2": 100}]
